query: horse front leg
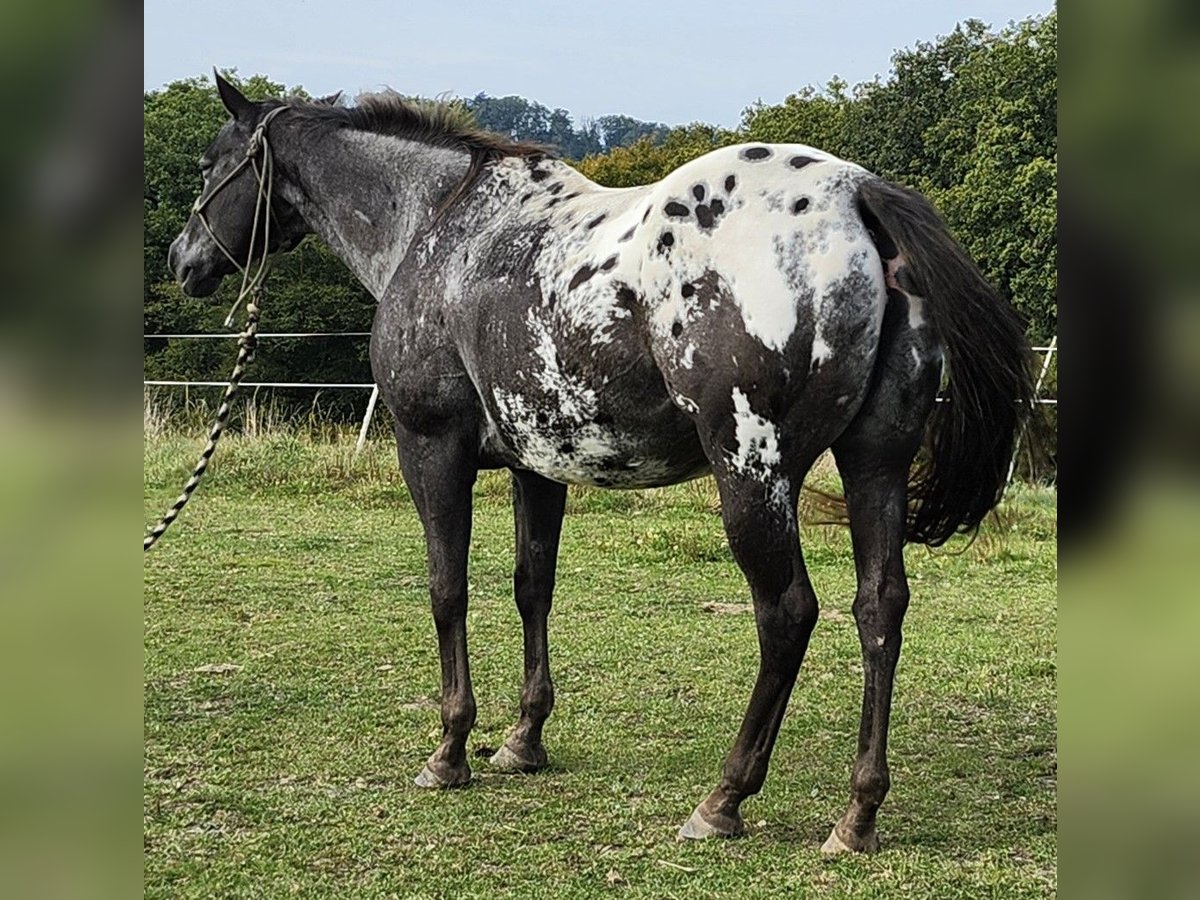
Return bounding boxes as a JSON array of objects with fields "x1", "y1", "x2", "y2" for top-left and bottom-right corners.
[
  {"x1": 490, "y1": 469, "x2": 567, "y2": 773},
  {"x1": 396, "y1": 426, "x2": 479, "y2": 789}
]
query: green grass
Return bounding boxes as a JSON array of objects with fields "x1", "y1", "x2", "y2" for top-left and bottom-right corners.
[{"x1": 145, "y1": 429, "x2": 1057, "y2": 899}]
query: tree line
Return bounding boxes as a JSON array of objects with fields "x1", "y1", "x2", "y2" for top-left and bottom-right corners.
[
  {"x1": 144, "y1": 13, "x2": 1055, "y2": 419},
  {"x1": 465, "y1": 93, "x2": 667, "y2": 160}
]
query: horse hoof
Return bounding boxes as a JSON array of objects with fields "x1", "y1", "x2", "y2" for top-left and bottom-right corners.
[
  {"x1": 413, "y1": 762, "x2": 470, "y2": 789},
  {"x1": 677, "y1": 804, "x2": 743, "y2": 840},
  {"x1": 820, "y1": 823, "x2": 880, "y2": 854},
  {"x1": 489, "y1": 742, "x2": 547, "y2": 773}
]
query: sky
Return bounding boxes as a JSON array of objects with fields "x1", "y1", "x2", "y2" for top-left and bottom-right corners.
[{"x1": 144, "y1": 0, "x2": 1054, "y2": 128}]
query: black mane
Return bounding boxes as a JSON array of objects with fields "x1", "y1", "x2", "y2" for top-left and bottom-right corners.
[{"x1": 283, "y1": 91, "x2": 553, "y2": 162}]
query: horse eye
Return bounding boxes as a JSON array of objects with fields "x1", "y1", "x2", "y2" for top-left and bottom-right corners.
[{"x1": 199, "y1": 160, "x2": 214, "y2": 175}]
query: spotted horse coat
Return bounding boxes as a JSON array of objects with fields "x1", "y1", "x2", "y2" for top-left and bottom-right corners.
[
  {"x1": 378, "y1": 143, "x2": 930, "y2": 503},
  {"x1": 170, "y1": 83, "x2": 1035, "y2": 854}
]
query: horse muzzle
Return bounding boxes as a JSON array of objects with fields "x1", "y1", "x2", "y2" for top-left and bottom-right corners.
[{"x1": 169, "y1": 229, "x2": 229, "y2": 298}]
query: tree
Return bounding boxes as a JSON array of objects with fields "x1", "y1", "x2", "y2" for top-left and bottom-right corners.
[
  {"x1": 921, "y1": 14, "x2": 1058, "y2": 339},
  {"x1": 466, "y1": 93, "x2": 661, "y2": 159},
  {"x1": 838, "y1": 20, "x2": 994, "y2": 185},
  {"x1": 466, "y1": 93, "x2": 550, "y2": 141},
  {"x1": 741, "y1": 84, "x2": 850, "y2": 156},
  {"x1": 143, "y1": 73, "x2": 375, "y2": 417},
  {"x1": 597, "y1": 114, "x2": 668, "y2": 150},
  {"x1": 575, "y1": 123, "x2": 740, "y2": 187}
]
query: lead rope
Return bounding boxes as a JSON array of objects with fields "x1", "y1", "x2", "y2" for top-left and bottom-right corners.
[
  {"x1": 143, "y1": 300, "x2": 261, "y2": 552},
  {"x1": 144, "y1": 109, "x2": 284, "y2": 553}
]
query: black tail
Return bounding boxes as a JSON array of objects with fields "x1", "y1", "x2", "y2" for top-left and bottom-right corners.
[{"x1": 856, "y1": 177, "x2": 1036, "y2": 547}]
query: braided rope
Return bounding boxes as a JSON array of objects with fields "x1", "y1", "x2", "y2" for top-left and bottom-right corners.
[
  {"x1": 143, "y1": 302, "x2": 260, "y2": 552},
  {"x1": 144, "y1": 109, "x2": 284, "y2": 553}
]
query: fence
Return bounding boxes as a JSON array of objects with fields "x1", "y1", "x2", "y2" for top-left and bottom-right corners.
[{"x1": 144, "y1": 332, "x2": 1058, "y2": 457}]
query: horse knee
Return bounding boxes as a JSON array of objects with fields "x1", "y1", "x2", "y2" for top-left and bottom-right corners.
[
  {"x1": 782, "y1": 581, "x2": 819, "y2": 634},
  {"x1": 758, "y1": 579, "x2": 819, "y2": 656},
  {"x1": 724, "y1": 512, "x2": 797, "y2": 600}
]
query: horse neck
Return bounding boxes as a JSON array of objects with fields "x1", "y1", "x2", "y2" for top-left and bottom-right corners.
[{"x1": 277, "y1": 128, "x2": 472, "y2": 299}]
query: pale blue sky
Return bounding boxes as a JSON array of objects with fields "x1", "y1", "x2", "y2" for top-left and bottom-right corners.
[{"x1": 144, "y1": 0, "x2": 1054, "y2": 127}]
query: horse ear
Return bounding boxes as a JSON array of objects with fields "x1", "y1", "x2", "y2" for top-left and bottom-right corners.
[
  {"x1": 315, "y1": 91, "x2": 343, "y2": 107},
  {"x1": 214, "y1": 69, "x2": 254, "y2": 121}
]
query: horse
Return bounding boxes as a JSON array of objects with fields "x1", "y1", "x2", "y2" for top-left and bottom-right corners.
[{"x1": 167, "y1": 73, "x2": 1035, "y2": 853}]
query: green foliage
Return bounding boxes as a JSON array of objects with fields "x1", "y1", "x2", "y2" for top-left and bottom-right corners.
[
  {"x1": 143, "y1": 15, "x2": 1057, "y2": 417},
  {"x1": 464, "y1": 95, "x2": 669, "y2": 160},
  {"x1": 596, "y1": 113, "x2": 669, "y2": 149},
  {"x1": 742, "y1": 85, "x2": 850, "y2": 156},
  {"x1": 143, "y1": 73, "x2": 375, "y2": 417},
  {"x1": 467, "y1": 93, "x2": 604, "y2": 159},
  {"x1": 920, "y1": 15, "x2": 1058, "y2": 340},
  {"x1": 575, "y1": 124, "x2": 741, "y2": 187}
]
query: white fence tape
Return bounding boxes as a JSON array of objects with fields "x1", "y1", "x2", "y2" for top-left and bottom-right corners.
[{"x1": 145, "y1": 334, "x2": 1057, "y2": 457}]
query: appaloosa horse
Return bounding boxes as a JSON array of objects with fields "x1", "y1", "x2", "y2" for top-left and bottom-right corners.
[{"x1": 168, "y1": 74, "x2": 1034, "y2": 852}]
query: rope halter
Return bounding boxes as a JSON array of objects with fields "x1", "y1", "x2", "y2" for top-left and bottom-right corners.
[{"x1": 191, "y1": 103, "x2": 289, "y2": 327}]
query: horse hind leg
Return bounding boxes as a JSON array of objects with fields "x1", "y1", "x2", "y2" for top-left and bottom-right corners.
[
  {"x1": 489, "y1": 470, "x2": 567, "y2": 773},
  {"x1": 819, "y1": 452, "x2": 909, "y2": 853},
  {"x1": 679, "y1": 454, "x2": 821, "y2": 840},
  {"x1": 823, "y1": 296, "x2": 940, "y2": 852}
]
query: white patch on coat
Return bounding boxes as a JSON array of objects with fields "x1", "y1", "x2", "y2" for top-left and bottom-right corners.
[
  {"x1": 674, "y1": 393, "x2": 699, "y2": 415},
  {"x1": 631, "y1": 143, "x2": 880, "y2": 357},
  {"x1": 488, "y1": 386, "x2": 685, "y2": 488},
  {"x1": 811, "y1": 336, "x2": 833, "y2": 366},
  {"x1": 729, "y1": 387, "x2": 781, "y2": 475},
  {"x1": 769, "y1": 477, "x2": 792, "y2": 512},
  {"x1": 907, "y1": 295, "x2": 926, "y2": 329}
]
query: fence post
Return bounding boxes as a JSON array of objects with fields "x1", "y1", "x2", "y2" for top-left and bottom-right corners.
[
  {"x1": 355, "y1": 384, "x2": 381, "y2": 456},
  {"x1": 1006, "y1": 335, "x2": 1057, "y2": 486}
]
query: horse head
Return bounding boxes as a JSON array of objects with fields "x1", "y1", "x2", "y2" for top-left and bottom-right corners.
[{"x1": 168, "y1": 72, "x2": 309, "y2": 297}]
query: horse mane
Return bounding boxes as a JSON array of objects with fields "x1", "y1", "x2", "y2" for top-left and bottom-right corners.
[
  {"x1": 283, "y1": 91, "x2": 553, "y2": 159},
  {"x1": 281, "y1": 91, "x2": 554, "y2": 215}
]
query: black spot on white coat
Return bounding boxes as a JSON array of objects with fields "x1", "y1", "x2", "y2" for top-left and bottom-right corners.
[{"x1": 569, "y1": 264, "x2": 596, "y2": 290}]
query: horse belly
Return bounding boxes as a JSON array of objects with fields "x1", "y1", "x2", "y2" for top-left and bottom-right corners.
[{"x1": 484, "y1": 386, "x2": 708, "y2": 489}]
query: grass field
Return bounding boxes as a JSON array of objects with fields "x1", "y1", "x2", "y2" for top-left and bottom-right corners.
[{"x1": 144, "y1": 429, "x2": 1057, "y2": 899}]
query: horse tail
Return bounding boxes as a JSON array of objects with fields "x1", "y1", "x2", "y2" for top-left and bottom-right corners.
[{"x1": 855, "y1": 176, "x2": 1036, "y2": 547}]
